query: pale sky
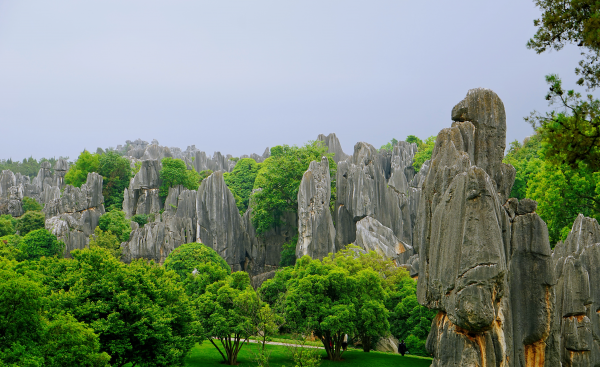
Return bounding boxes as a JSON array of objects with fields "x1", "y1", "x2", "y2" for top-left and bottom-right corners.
[{"x1": 0, "y1": 1, "x2": 586, "y2": 161}]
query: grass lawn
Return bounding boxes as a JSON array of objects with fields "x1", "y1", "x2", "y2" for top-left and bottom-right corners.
[{"x1": 184, "y1": 342, "x2": 432, "y2": 367}]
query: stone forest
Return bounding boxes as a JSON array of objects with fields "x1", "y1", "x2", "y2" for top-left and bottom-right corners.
[{"x1": 1, "y1": 87, "x2": 599, "y2": 367}]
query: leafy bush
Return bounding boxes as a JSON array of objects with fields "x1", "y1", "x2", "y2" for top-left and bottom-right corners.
[
  {"x1": 412, "y1": 136, "x2": 436, "y2": 173},
  {"x1": 251, "y1": 142, "x2": 335, "y2": 235},
  {"x1": 98, "y1": 151, "x2": 132, "y2": 210},
  {"x1": 0, "y1": 217, "x2": 15, "y2": 237},
  {"x1": 379, "y1": 138, "x2": 399, "y2": 152},
  {"x1": 88, "y1": 227, "x2": 122, "y2": 259},
  {"x1": 223, "y1": 159, "x2": 261, "y2": 215},
  {"x1": 98, "y1": 210, "x2": 131, "y2": 242},
  {"x1": 279, "y1": 235, "x2": 298, "y2": 267},
  {"x1": 164, "y1": 242, "x2": 230, "y2": 280},
  {"x1": 64, "y1": 150, "x2": 100, "y2": 188},
  {"x1": 19, "y1": 229, "x2": 64, "y2": 260},
  {"x1": 0, "y1": 235, "x2": 22, "y2": 260},
  {"x1": 17, "y1": 211, "x2": 45, "y2": 235},
  {"x1": 21, "y1": 197, "x2": 43, "y2": 213},
  {"x1": 159, "y1": 157, "x2": 200, "y2": 201},
  {"x1": 198, "y1": 169, "x2": 213, "y2": 182},
  {"x1": 131, "y1": 214, "x2": 149, "y2": 228}
]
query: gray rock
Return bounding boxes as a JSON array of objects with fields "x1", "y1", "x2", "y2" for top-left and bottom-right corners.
[
  {"x1": 123, "y1": 160, "x2": 163, "y2": 218},
  {"x1": 334, "y1": 142, "x2": 413, "y2": 249},
  {"x1": 296, "y1": 157, "x2": 336, "y2": 260},
  {"x1": 354, "y1": 216, "x2": 414, "y2": 265},
  {"x1": 516, "y1": 198, "x2": 537, "y2": 215},
  {"x1": 251, "y1": 270, "x2": 276, "y2": 289},
  {"x1": 375, "y1": 335, "x2": 399, "y2": 353},
  {"x1": 196, "y1": 171, "x2": 249, "y2": 271},
  {"x1": 317, "y1": 133, "x2": 349, "y2": 163}
]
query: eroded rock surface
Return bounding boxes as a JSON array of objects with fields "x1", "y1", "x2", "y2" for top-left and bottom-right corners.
[
  {"x1": 354, "y1": 216, "x2": 414, "y2": 266},
  {"x1": 296, "y1": 157, "x2": 335, "y2": 260}
]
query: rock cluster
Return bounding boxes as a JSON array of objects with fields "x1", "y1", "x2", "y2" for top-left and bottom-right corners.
[
  {"x1": 44, "y1": 172, "x2": 106, "y2": 256},
  {"x1": 412, "y1": 88, "x2": 600, "y2": 367},
  {"x1": 0, "y1": 158, "x2": 70, "y2": 217}
]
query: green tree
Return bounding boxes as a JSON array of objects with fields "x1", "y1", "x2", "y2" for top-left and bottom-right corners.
[
  {"x1": 285, "y1": 253, "x2": 390, "y2": 360},
  {"x1": 223, "y1": 158, "x2": 261, "y2": 215},
  {"x1": 526, "y1": 75, "x2": 600, "y2": 171},
  {"x1": 251, "y1": 142, "x2": 335, "y2": 235},
  {"x1": 279, "y1": 236, "x2": 298, "y2": 267},
  {"x1": 164, "y1": 242, "x2": 231, "y2": 297},
  {"x1": 49, "y1": 247, "x2": 199, "y2": 367},
  {"x1": 197, "y1": 271, "x2": 261, "y2": 365},
  {"x1": 98, "y1": 210, "x2": 131, "y2": 242},
  {"x1": 159, "y1": 157, "x2": 201, "y2": 201},
  {"x1": 528, "y1": 0, "x2": 600, "y2": 89},
  {"x1": 412, "y1": 136, "x2": 436, "y2": 173},
  {"x1": 406, "y1": 135, "x2": 423, "y2": 145},
  {"x1": 198, "y1": 169, "x2": 213, "y2": 182},
  {"x1": 19, "y1": 229, "x2": 64, "y2": 261},
  {"x1": 0, "y1": 217, "x2": 15, "y2": 237},
  {"x1": 0, "y1": 235, "x2": 22, "y2": 261},
  {"x1": 527, "y1": 160, "x2": 599, "y2": 243},
  {"x1": 379, "y1": 138, "x2": 399, "y2": 152},
  {"x1": 16, "y1": 211, "x2": 45, "y2": 235},
  {"x1": 65, "y1": 151, "x2": 100, "y2": 188},
  {"x1": 503, "y1": 134, "x2": 544, "y2": 200},
  {"x1": 88, "y1": 227, "x2": 122, "y2": 260},
  {"x1": 0, "y1": 265, "x2": 46, "y2": 366},
  {"x1": 130, "y1": 214, "x2": 149, "y2": 228},
  {"x1": 22, "y1": 197, "x2": 43, "y2": 213},
  {"x1": 98, "y1": 151, "x2": 132, "y2": 210}
]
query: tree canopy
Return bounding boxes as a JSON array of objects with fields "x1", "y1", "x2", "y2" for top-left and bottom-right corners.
[
  {"x1": 251, "y1": 142, "x2": 335, "y2": 235},
  {"x1": 159, "y1": 157, "x2": 201, "y2": 201},
  {"x1": 64, "y1": 150, "x2": 100, "y2": 188},
  {"x1": 528, "y1": 0, "x2": 600, "y2": 89},
  {"x1": 223, "y1": 158, "x2": 261, "y2": 215},
  {"x1": 412, "y1": 136, "x2": 435, "y2": 173}
]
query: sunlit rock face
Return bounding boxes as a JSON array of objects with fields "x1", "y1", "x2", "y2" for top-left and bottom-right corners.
[{"x1": 416, "y1": 88, "x2": 564, "y2": 367}]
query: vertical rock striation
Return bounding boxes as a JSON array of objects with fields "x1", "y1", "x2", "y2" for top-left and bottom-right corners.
[{"x1": 296, "y1": 157, "x2": 336, "y2": 260}]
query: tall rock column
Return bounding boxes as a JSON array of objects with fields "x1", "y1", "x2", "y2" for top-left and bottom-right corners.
[
  {"x1": 196, "y1": 171, "x2": 249, "y2": 271},
  {"x1": 415, "y1": 88, "x2": 560, "y2": 367},
  {"x1": 296, "y1": 157, "x2": 336, "y2": 260},
  {"x1": 552, "y1": 214, "x2": 600, "y2": 366}
]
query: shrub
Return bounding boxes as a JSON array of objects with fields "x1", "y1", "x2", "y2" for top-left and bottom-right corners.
[
  {"x1": 22, "y1": 197, "x2": 43, "y2": 213},
  {"x1": 98, "y1": 210, "x2": 131, "y2": 242},
  {"x1": 20, "y1": 229, "x2": 64, "y2": 260},
  {"x1": 17, "y1": 211, "x2": 45, "y2": 235}
]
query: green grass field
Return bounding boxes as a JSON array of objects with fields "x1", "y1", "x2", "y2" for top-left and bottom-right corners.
[{"x1": 184, "y1": 342, "x2": 432, "y2": 367}]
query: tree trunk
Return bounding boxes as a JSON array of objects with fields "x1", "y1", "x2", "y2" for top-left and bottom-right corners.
[{"x1": 362, "y1": 337, "x2": 371, "y2": 353}]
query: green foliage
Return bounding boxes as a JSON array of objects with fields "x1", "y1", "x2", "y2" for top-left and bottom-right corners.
[
  {"x1": 251, "y1": 142, "x2": 336, "y2": 235},
  {"x1": 0, "y1": 218, "x2": 15, "y2": 237},
  {"x1": 98, "y1": 151, "x2": 132, "y2": 210},
  {"x1": 133, "y1": 161, "x2": 142, "y2": 175},
  {"x1": 259, "y1": 266, "x2": 294, "y2": 315},
  {"x1": 198, "y1": 271, "x2": 261, "y2": 365},
  {"x1": 412, "y1": 136, "x2": 436, "y2": 173},
  {"x1": 21, "y1": 197, "x2": 43, "y2": 213},
  {"x1": 223, "y1": 158, "x2": 261, "y2": 215},
  {"x1": 98, "y1": 209, "x2": 131, "y2": 242},
  {"x1": 285, "y1": 251, "x2": 390, "y2": 360},
  {"x1": 406, "y1": 135, "x2": 423, "y2": 145},
  {"x1": 379, "y1": 138, "x2": 399, "y2": 152},
  {"x1": 131, "y1": 214, "x2": 149, "y2": 228},
  {"x1": 19, "y1": 229, "x2": 64, "y2": 261},
  {"x1": 525, "y1": 75, "x2": 600, "y2": 171},
  {"x1": 164, "y1": 242, "x2": 230, "y2": 281},
  {"x1": 0, "y1": 157, "x2": 59, "y2": 178},
  {"x1": 46, "y1": 247, "x2": 199, "y2": 367},
  {"x1": 0, "y1": 235, "x2": 22, "y2": 261},
  {"x1": 279, "y1": 235, "x2": 298, "y2": 267},
  {"x1": 88, "y1": 227, "x2": 122, "y2": 260},
  {"x1": 528, "y1": 0, "x2": 600, "y2": 89},
  {"x1": 503, "y1": 134, "x2": 543, "y2": 199},
  {"x1": 527, "y1": 160, "x2": 599, "y2": 243},
  {"x1": 16, "y1": 211, "x2": 45, "y2": 236},
  {"x1": 159, "y1": 157, "x2": 201, "y2": 201},
  {"x1": 198, "y1": 169, "x2": 213, "y2": 182},
  {"x1": 64, "y1": 150, "x2": 100, "y2": 188}
]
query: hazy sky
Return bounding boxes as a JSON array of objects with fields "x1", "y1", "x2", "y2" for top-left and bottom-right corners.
[{"x1": 0, "y1": 1, "x2": 587, "y2": 161}]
